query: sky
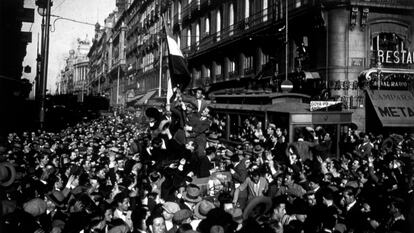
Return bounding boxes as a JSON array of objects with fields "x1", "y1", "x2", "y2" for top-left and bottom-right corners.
[{"x1": 22, "y1": 0, "x2": 116, "y2": 95}]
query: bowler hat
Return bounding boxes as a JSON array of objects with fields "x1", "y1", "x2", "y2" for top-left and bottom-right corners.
[
  {"x1": 243, "y1": 196, "x2": 272, "y2": 220},
  {"x1": 0, "y1": 162, "x2": 16, "y2": 187}
]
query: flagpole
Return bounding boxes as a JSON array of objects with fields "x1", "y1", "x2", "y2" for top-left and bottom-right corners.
[
  {"x1": 158, "y1": 34, "x2": 163, "y2": 97},
  {"x1": 285, "y1": 0, "x2": 288, "y2": 81}
]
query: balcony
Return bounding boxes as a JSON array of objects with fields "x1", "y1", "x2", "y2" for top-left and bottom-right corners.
[
  {"x1": 215, "y1": 74, "x2": 224, "y2": 82},
  {"x1": 188, "y1": 7, "x2": 276, "y2": 58},
  {"x1": 190, "y1": 0, "x2": 201, "y2": 14},
  {"x1": 347, "y1": 0, "x2": 414, "y2": 9},
  {"x1": 182, "y1": 4, "x2": 191, "y2": 23}
]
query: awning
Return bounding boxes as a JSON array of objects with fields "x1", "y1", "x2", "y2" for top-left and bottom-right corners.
[
  {"x1": 136, "y1": 90, "x2": 157, "y2": 106},
  {"x1": 126, "y1": 94, "x2": 144, "y2": 103},
  {"x1": 367, "y1": 90, "x2": 414, "y2": 127}
]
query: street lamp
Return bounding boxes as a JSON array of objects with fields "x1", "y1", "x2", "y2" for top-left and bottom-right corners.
[
  {"x1": 36, "y1": 0, "x2": 53, "y2": 129},
  {"x1": 376, "y1": 61, "x2": 382, "y2": 90}
]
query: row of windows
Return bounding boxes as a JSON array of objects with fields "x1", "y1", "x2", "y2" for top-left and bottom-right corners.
[
  {"x1": 191, "y1": 51, "x2": 269, "y2": 81},
  {"x1": 170, "y1": 0, "x2": 285, "y2": 49}
]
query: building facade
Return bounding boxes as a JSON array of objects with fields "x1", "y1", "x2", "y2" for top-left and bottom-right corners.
[
  {"x1": 87, "y1": 0, "x2": 414, "y2": 131},
  {"x1": 59, "y1": 38, "x2": 91, "y2": 100},
  {"x1": 167, "y1": 0, "x2": 414, "y2": 131}
]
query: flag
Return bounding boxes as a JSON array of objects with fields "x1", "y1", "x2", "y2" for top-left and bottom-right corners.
[{"x1": 164, "y1": 18, "x2": 191, "y2": 96}]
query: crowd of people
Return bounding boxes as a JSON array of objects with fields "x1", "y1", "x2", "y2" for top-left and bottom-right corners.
[{"x1": 0, "y1": 88, "x2": 414, "y2": 233}]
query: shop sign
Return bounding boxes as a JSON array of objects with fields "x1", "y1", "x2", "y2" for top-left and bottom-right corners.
[
  {"x1": 310, "y1": 101, "x2": 342, "y2": 111},
  {"x1": 367, "y1": 90, "x2": 414, "y2": 127},
  {"x1": 368, "y1": 72, "x2": 414, "y2": 90},
  {"x1": 377, "y1": 49, "x2": 414, "y2": 64}
]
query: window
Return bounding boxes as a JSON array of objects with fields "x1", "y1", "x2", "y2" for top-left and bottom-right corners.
[
  {"x1": 245, "y1": 0, "x2": 249, "y2": 19},
  {"x1": 178, "y1": 1, "x2": 182, "y2": 20},
  {"x1": 229, "y1": 3, "x2": 234, "y2": 36},
  {"x1": 216, "y1": 10, "x2": 221, "y2": 41},
  {"x1": 261, "y1": 52, "x2": 269, "y2": 67},
  {"x1": 229, "y1": 58, "x2": 236, "y2": 79},
  {"x1": 371, "y1": 32, "x2": 407, "y2": 65},
  {"x1": 263, "y1": 0, "x2": 268, "y2": 22},
  {"x1": 196, "y1": 23, "x2": 200, "y2": 47},
  {"x1": 244, "y1": 55, "x2": 254, "y2": 74},
  {"x1": 187, "y1": 27, "x2": 191, "y2": 48},
  {"x1": 372, "y1": 33, "x2": 405, "y2": 51},
  {"x1": 215, "y1": 63, "x2": 222, "y2": 81},
  {"x1": 205, "y1": 17, "x2": 210, "y2": 35},
  {"x1": 295, "y1": 0, "x2": 301, "y2": 8},
  {"x1": 216, "y1": 64, "x2": 222, "y2": 75}
]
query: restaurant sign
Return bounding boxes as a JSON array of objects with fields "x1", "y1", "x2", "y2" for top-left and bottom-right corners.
[
  {"x1": 367, "y1": 90, "x2": 414, "y2": 127},
  {"x1": 377, "y1": 50, "x2": 414, "y2": 64}
]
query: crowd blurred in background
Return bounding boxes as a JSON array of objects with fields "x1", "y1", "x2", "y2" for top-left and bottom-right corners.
[{"x1": 0, "y1": 89, "x2": 414, "y2": 233}]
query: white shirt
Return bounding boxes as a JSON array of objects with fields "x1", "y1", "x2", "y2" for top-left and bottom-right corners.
[
  {"x1": 113, "y1": 209, "x2": 133, "y2": 229},
  {"x1": 346, "y1": 200, "x2": 357, "y2": 211},
  {"x1": 165, "y1": 220, "x2": 173, "y2": 230},
  {"x1": 197, "y1": 99, "x2": 202, "y2": 112}
]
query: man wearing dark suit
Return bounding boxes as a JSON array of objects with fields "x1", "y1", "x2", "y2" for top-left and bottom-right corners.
[
  {"x1": 198, "y1": 147, "x2": 216, "y2": 178},
  {"x1": 186, "y1": 106, "x2": 211, "y2": 157},
  {"x1": 354, "y1": 133, "x2": 373, "y2": 158},
  {"x1": 230, "y1": 155, "x2": 249, "y2": 209},
  {"x1": 340, "y1": 187, "x2": 363, "y2": 233}
]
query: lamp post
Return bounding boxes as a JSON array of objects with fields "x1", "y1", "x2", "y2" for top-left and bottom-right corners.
[
  {"x1": 36, "y1": 0, "x2": 52, "y2": 129},
  {"x1": 376, "y1": 61, "x2": 382, "y2": 90}
]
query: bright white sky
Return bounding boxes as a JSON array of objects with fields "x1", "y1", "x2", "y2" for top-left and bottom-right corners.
[{"x1": 22, "y1": 0, "x2": 115, "y2": 95}]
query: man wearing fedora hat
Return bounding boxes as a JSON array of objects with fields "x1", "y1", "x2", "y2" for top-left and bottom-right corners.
[{"x1": 179, "y1": 184, "x2": 202, "y2": 211}]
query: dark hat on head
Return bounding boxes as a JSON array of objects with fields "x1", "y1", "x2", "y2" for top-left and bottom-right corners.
[
  {"x1": 46, "y1": 190, "x2": 66, "y2": 208},
  {"x1": 243, "y1": 196, "x2": 272, "y2": 220},
  {"x1": 194, "y1": 200, "x2": 215, "y2": 219},
  {"x1": 223, "y1": 150, "x2": 233, "y2": 159},
  {"x1": 183, "y1": 184, "x2": 202, "y2": 203},
  {"x1": 0, "y1": 162, "x2": 16, "y2": 187},
  {"x1": 207, "y1": 133, "x2": 219, "y2": 143},
  {"x1": 145, "y1": 107, "x2": 161, "y2": 121},
  {"x1": 210, "y1": 225, "x2": 225, "y2": 233},
  {"x1": 149, "y1": 171, "x2": 160, "y2": 182},
  {"x1": 253, "y1": 144, "x2": 264, "y2": 154}
]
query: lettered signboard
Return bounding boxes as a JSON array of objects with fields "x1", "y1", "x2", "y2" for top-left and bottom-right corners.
[{"x1": 367, "y1": 90, "x2": 414, "y2": 127}]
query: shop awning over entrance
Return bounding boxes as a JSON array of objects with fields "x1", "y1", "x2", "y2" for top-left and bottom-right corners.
[
  {"x1": 136, "y1": 90, "x2": 157, "y2": 106},
  {"x1": 367, "y1": 90, "x2": 414, "y2": 127}
]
